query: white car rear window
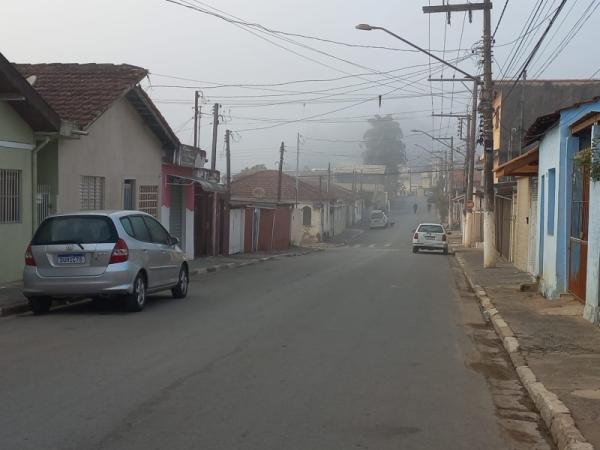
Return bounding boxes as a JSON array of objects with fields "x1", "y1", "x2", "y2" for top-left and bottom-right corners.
[{"x1": 418, "y1": 225, "x2": 444, "y2": 233}]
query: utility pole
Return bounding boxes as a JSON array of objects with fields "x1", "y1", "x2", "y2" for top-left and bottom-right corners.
[
  {"x1": 327, "y1": 162, "x2": 331, "y2": 192},
  {"x1": 295, "y1": 132, "x2": 300, "y2": 206},
  {"x1": 225, "y1": 129, "x2": 231, "y2": 190},
  {"x1": 448, "y1": 136, "x2": 454, "y2": 229},
  {"x1": 193, "y1": 91, "x2": 201, "y2": 148},
  {"x1": 465, "y1": 79, "x2": 479, "y2": 248},
  {"x1": 423, "y1": 0, "x2": 493, "y2": 265},
  {"x1": 277, "y1": 142, "x2": 285, "y2": 203},
  {"x1": 210, "y1": 103, "x2": 219, "y2": 172}
]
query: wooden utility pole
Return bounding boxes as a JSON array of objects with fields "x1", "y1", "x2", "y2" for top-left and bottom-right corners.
[
  {"x1": 210, "y1": 103, "x2": 219, "y2": 171},
  {"x1": 193, "y1": 91, "x2": 201, "y2": 148},
  {"x1": 277, "y1": 142, "x2": 285, "y2": 203},
  {"x1": 424, "y1": 0, "x2": 493, "y2": 264},
  {"x1": 225, "y1": 129, "x2": 231, "y2": 190}
]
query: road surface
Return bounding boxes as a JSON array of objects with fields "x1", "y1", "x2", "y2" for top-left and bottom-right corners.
[{"x1": 0, "y1": 198, "x2": 552, "y2": 449}]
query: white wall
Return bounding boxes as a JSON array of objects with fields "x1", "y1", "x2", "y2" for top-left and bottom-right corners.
[
  {"x1": 584, "y1": 124, "x2": 600, "y2": 323},
  {"x1": 56, "y1": 97, "x2": 164, "y2": 216}
]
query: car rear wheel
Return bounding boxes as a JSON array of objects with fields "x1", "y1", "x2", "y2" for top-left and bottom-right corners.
[
  {"x1": 125, "y1": 274, "x2": 146, "y2": 312},
  {"x1": 28, "y1": 296, "x2": 52, "y2": 315},
  {"x1": 443, "y1": 248, "x2": 448, "y2": 255},
  {"x1": 172, "y1": 265, "x2": 189, "y2": 299}
]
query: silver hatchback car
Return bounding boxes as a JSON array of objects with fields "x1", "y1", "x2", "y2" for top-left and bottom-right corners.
[{"x1": 23, "y1": 211, "x2": 189, "y2": 314}]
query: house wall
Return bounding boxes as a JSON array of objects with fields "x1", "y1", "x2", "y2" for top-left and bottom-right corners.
[
  {"x1": 54, "y1": 97, "x2": 163, "y2": 215},
  {"x1": 537, "y1": 125, "x2": 562, "y2": 298},
  {"x1": 0, "y1": 101, "x2": 34, "y2": 283},
  {"x1": 291, "y1": 202, "x2": 322, "y2": 244},
  {"x1": 513, "y1": 177, "x2": 531, "y2": 272},
  {"x1": 161, "y1": 164, "x2": 195, "y2": 259},
  {"x1": 584, "y1": 124, "x2": 600, "y2": 323}
]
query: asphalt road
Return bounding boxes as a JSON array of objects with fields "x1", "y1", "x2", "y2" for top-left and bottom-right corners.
[{"x1": 0, "y1": 198, "x2": 552, "y2": 450}]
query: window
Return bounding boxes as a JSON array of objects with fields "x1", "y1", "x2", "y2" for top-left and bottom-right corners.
[
  {"x1": 128, "y1": 215, "x2": 151, "y2": 242},
  {"x1": 302, "y1": 206, "x2": 312, "y2": 226},
  {"x1": 143, "y1": 216, "x2": 170, "y2": 244},
  {"x1": 138, "y1": 185, "x2": 159, "y2": 217},
  {"x1": 417, "y1": 224, "x2": 445, "y2": 234},
  {"x1": 80, "y1": 176, "x2": 105, "y2": 210},
  {"x1": 120, "y1": 216, "x2": 135, "y2": 237},
  {"x1": 547, "y1": 169, "x2": 555, "y2": 236},
  {"x1": 33, "y1": 216, "x2": 117, "y2": 245},
  {"x1": 0, "y1": 169, "x2": 21, "y2": 223}
]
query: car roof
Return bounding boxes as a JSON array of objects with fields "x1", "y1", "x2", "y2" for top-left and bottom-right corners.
[
  {"x1": 45, "y1": 210, "x2": 153, "y2": 219},
  {"x1": 418, "y1": 223, "x2": 445, "y2": 227}
]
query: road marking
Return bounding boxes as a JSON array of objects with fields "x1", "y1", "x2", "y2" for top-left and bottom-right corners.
[{"x1": 368, "y1": 244, "x2": 376, "y2": 248}]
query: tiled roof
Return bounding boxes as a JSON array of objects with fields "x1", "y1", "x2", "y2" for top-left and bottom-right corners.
[
  {"x1": 15, "y1": 63, "x2": 148, "y2": 128},
  {"x1": 232, "y1": 170, "x2": 355, "y2": 202}
]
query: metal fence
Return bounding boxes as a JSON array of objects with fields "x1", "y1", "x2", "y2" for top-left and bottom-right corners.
[
  {"x1": 0, "y1": 169, "x2": 22, "y2": 224},
  {"x1": 37, "y1": 184, "x2": 54, "y2": 225}
]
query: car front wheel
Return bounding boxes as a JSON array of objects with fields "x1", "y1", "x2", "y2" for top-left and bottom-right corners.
[
  {"x1": 125, "y1": 274, "x2": 147, "y2": 312},
  {"x1": 28, "y1": 296, "x2": 52, "y2": 315},
  {"x1": 172, "y1": 265, "x2": 189, "y2": 299}
]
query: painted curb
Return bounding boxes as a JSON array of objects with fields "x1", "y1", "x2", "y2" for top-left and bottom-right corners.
[{"x1": 452, "y1": 250, "x2": 594, "y2": 450}]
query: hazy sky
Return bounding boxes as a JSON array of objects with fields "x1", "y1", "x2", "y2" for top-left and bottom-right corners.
[{"x1": 2, "y1": 0, "x2": 599, "y2": 174}]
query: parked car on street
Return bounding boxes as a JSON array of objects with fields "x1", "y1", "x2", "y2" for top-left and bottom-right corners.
[
  {"x1": 23, "y1": 211, "x2": 189, "y2": 314},
  {"x1": 412, "y1": 223, "x2": 448, "y2": 254},
  {"x1": 369, "y1": 209, "x2": 390, "y2": 229}
]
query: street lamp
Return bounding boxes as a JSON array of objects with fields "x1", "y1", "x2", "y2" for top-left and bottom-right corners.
[{"x1": 355, "y1": 24, "x2": 477, "y2": 81}]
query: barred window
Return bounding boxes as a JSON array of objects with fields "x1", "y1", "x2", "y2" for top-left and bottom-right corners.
[
  {"x1": 0, "y1": 169, "x2": 21, "y2": 223},
  {"x1": 80, "y1": 176, "x2": 105, "y2": 210},
  {"x1": 138, "y1": 185, "x2": 159, "y2": 217}
]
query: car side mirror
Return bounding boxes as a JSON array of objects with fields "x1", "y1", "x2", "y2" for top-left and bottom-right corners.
[{"x1": 169, "y1": 236, "x2": 180, "y2": 246}]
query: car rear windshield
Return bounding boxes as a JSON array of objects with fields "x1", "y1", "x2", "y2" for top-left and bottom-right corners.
[
  {"x1": 418, "y1": 224, "x2": 444, "y2": 234},
  {"x1": 32, "y1": 216, "x2": 118, "y2": 245},
  {"x1": 371, "y1": 211, "x2": 384, "y2": 219}
]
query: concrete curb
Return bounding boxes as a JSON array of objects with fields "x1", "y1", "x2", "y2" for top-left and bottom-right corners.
[
  {"x1": 452, "y1": 251, "x2": 594, "y2": 450},
  {"x1": 0, "y1": 249, "x2": 320, "y2": 318}
]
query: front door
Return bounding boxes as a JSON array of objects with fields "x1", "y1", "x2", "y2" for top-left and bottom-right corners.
[{"x1": 568, "y1": 164, "x2": 589, "y2": 301}]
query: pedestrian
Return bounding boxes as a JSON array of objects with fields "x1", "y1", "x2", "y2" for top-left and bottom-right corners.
[{"x1": 413, "y1": 203, "x2": 418, "y2": 214}]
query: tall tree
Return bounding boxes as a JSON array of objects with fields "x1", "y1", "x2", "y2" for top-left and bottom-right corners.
[{"x1": 362, "y1": 115, "x2": 407, "y2": 193}]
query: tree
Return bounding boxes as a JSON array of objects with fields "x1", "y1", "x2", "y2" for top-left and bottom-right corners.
[{"x1": 362, "y1": 115, "x2": 407, "y2": 194}]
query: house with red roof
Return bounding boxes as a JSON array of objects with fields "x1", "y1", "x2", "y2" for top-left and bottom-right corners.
[
  {"x1": 13, "y1": 62, "x2": 217, "y2": 259},
  {"x1": 231, "y1": 170, "x2": 361, "y2": 248}
]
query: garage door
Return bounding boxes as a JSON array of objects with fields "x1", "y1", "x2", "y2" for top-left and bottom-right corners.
[
  {"x1": 229, "y1": 208, "x2": 244, "y2": 254},
  {"x1": 169, "y1": 184, "x2": 185, "y2": 250}
]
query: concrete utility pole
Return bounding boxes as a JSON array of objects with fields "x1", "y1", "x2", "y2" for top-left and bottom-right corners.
[
  {"x1": 277, "y1": 142, "x2": 285, "y2": 203},
  {"x1": 481, "y1": 0, "x2": 495, "y2": 267},
  {"x1": 449, "y1": 136, "x2": 454, "y2": 229},
  {"x1": 210, "y1": 103, "x2": 219, "y2": 172},
  {"x1": 295, "y1": 132, "x2": 300, "y2": 206},
  {"x1": 225, "y1": 129, "x2": 231, "y2": 190},
  {"x1": 193, "y1": 91, "x2": 202, "y2": 148},
  {"x1": 465, "y1": 79, "x2": 479, "y2": 248},
  {"x1": 423, "y1": 0, "x2": 493, "y2": 264},
  {"x1": 327, "y1": 162, "x2": 331, "y2": 192}
]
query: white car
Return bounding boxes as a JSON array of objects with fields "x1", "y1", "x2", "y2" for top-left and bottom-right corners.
[
  {"x1": 412, "y1": 223, "x2": 448, "y2": 254},
  {"x1": 369, "y1": 210, "x2": 390, "y2": 229}
]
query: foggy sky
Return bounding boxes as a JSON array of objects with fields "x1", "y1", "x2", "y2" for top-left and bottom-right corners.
[{"x1": 2, "y1": 0, "x2": 599, "y2": 174}]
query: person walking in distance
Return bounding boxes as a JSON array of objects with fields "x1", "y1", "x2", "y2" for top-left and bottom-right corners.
[
  {"x1": 413, "y1": 203, "x2": 418, "y2": 214},
  {"x1": 427, "y1": 203, "x2": 432, "y2": 213}
]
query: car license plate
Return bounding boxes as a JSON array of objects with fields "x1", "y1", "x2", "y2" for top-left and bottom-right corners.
[
  {"x1": 425, "y1": 235, "x2": 436, "y2": 240},
  {"x1": 57, "y1": 254, "x2": 85, "y2": 264}
]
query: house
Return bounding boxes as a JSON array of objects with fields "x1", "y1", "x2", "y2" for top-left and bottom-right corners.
[
  {"x1": 14, "y1": 62, "x2": 217, "y2": 259},
  {"x1": 0, "y1": 52, "x2": 61, "y2": 283},
  {"x1": 498, "y1": 97, "x2": 600, "y2": 325},
  {"x1": 492, "y1": 80, "x2": 600, "y2": 260},
  {"x1": 231, "y1": 170, "x2": 360, "y2": 247}
]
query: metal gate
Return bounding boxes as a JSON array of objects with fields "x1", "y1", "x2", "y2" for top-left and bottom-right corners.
[
  {"x1": 169, "y1": 184, "x2": 185, "y2": 250},
  {"x1": 495, "y1": 195, "x2": 512, "y2": 259},
  {"x1": 228, "y1": 208, "x2": 244, "y2": 254},
  {"x1": 37, "y1": 184, "x2": 53, "y2": 225},
  {"x1": 527, "y1": 177, "x2": 538, "y2": 275},
  {"x1": 568, "y1": 165, "x2": 589, "y2": 301}
]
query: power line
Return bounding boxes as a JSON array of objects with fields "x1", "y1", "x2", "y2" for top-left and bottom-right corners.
[{"x1": 493, "y1": 0, "x2": 510, "y2": 38}]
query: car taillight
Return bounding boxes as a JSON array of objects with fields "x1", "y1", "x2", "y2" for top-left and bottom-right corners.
[
  {"x1": 413, "y1": 233, "x2": 419, "y2": 239},
  {"x1": 109, "y1": 239, "x2": 129, "y2": 264},
  {"x1": 25, "y1": 245, "x2": 36, "y2": 266},
  {"x1": 442, "y1": 234, "x2": 447, "y2": 241}
]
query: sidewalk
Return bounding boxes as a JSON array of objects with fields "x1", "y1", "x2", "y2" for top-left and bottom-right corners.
[
  {"x1": 453, "y1": 244, "x2": 600, "y2": 450},
  {"x1": 0, "y1": 247, "x2": 316, "y2": 317}
]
